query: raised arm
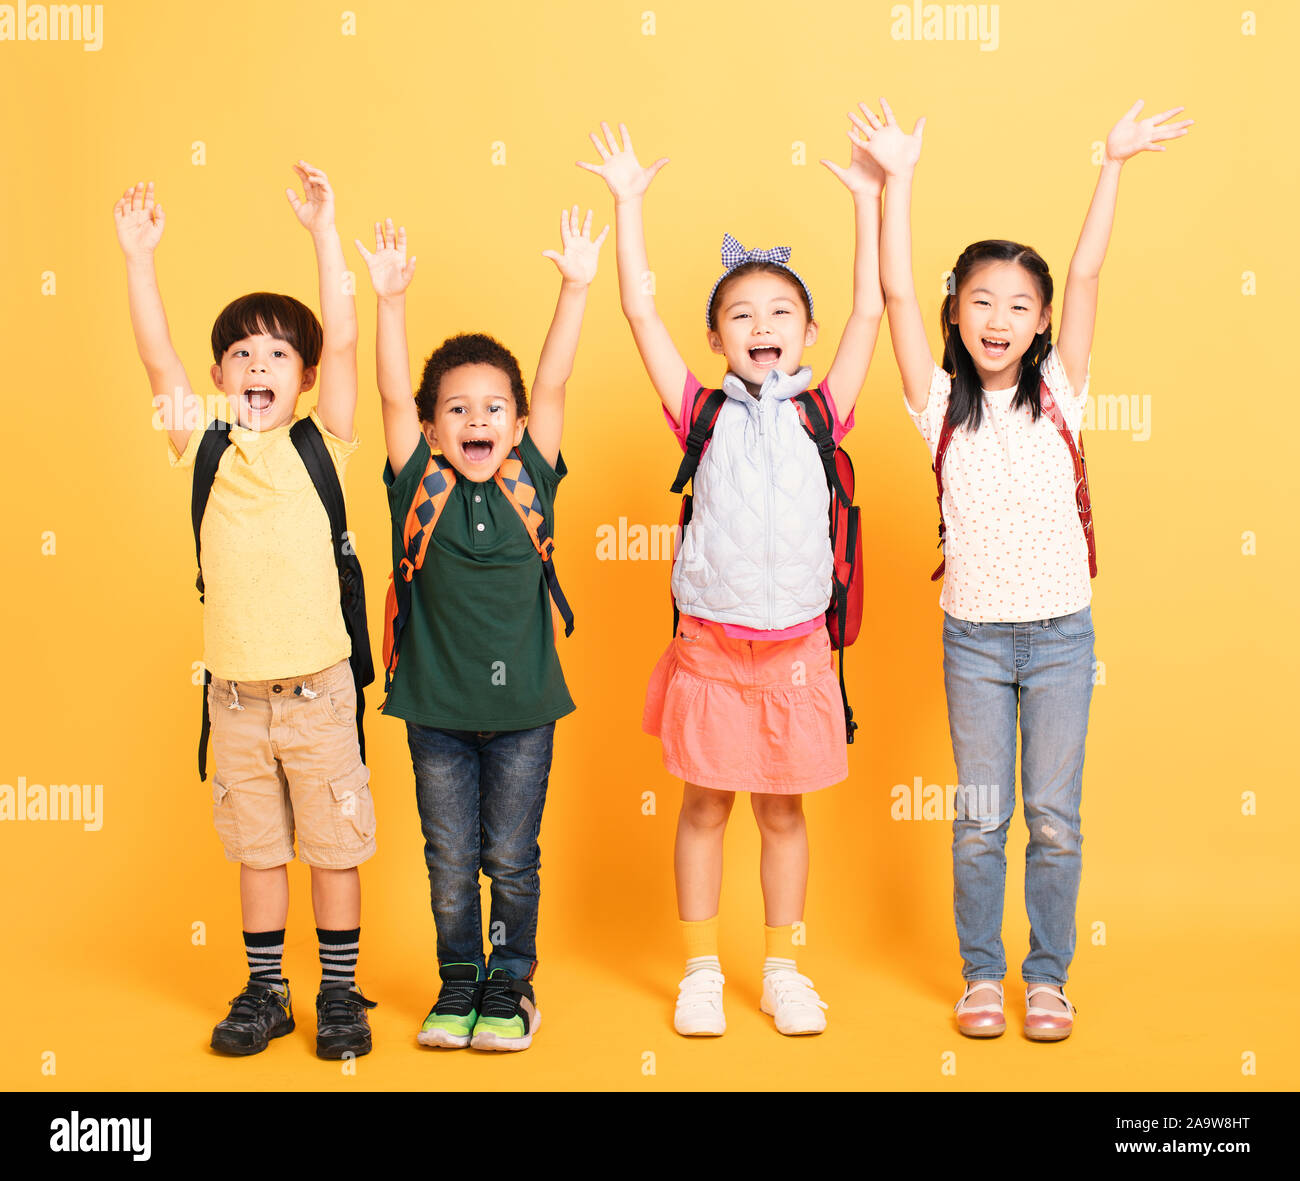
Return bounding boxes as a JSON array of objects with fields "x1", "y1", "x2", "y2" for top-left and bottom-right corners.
[
  {"x1": 113, "y1": 181, "x2": 203, "y2": 454},
  {"x1": 286, "y1": 161, "x2": 358, "y2": 441},
  {"x1": 528, "y1": 206, "x2": 608, "y2": 469},
  {"x1": 820, "y1": 101, "x2": 888, "y2": 422},
  {"x1": 578, "y1": 122, "x2": 686, "y2": 415},
  {"x1": 1057, "y1": 101, "x2": 1193, "y2": 396},
  {"x1": 355, "y1": 218, "x2": 422, "y2": 474},
  {"x1": 861, "y1": 99, "x2": 932, "y2": 413}
]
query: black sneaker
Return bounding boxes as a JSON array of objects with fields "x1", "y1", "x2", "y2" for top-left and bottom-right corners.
[
  {"x1": 417, "y1": 963, "x2": 483, "y2": 1049},
  {"x1": 315, "y1": 984, "x2": 378, "y2": 1059},
  {"x1": 211, "y1": 979, "x2": 294, "y2": 1056},
  {"x1": 469, "y1": 968, "x2": 540, "y2": 1051}
]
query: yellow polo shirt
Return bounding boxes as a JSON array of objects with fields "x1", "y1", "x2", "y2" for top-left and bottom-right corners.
[{"x1": 170, "y1": 410, "x2": 358, "y2": 681}]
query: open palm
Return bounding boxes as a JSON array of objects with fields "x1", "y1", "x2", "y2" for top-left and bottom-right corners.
[
  {"x1": 543, "y1": 205, "x2": 609, "y2": 284},
  {"x1": 286, "y1": 160, "x2": 336, "y2": 233},
  {"x1": 578, "y1": 122, "x2": 669, "y2": 201},
  {"x1": 355, "y1": 218, "x2": 417, "y2": 297},
  {"x1": 859, "y1": 97, "x2": 925, "y2": 178},
  {"x1": 113, "y1": 181, "x2": 165, "y2": 256},
  {"x1": 1105, "y1": 100, "x2": 1193, "y2": 162}
]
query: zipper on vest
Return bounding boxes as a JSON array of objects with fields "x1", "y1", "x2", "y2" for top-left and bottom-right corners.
[{"x1": 760, "y1": 401, "x2": 776, "y2": 628}]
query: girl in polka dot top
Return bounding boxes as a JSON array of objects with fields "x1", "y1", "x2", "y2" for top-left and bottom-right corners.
[{"x1": 864, "y1": 97, "x2": 1192, "y2": 1041}]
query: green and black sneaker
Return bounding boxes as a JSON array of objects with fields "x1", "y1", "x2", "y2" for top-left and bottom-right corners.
[
  {"x1": 315, "y1": 985, "x2": 378, "y2": 1060},
  {"x1": 417, "y1": 963, "x2": 483, "y2": 1049},
  {"x1": 211, "y1": 979, "x2": 294, "y2": 1056},
  {"x1": 470, "y1": 968, "x2": 540, "y2": 1052}
]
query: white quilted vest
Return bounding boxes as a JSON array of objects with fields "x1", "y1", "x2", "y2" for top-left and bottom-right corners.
[{"x1": 671, "y1": 365, "x2": 832, "y2": 630}]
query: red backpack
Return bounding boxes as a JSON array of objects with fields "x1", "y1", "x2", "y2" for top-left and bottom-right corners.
[
  {"x1": 930, "y1": 376, "x2": 1097, "y2": 581},
  {"x1": 668, "y1": 384, "x2": 863, "y2": 743}
]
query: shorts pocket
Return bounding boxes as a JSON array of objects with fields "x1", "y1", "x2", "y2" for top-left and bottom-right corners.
[
  {"x1": 324, "y1": 677, "x2": 358, "y2": 727},
  {"x1": 329, "y1": 763, "x2": 377, "y2": 846},
  {"x1": 211, "y1": 779, "x2": 241, "y2": 851},
  {"x1": 943, "y1": 613, "x2": 976, "y2": 638},
  {"x1": 1048, "y1": 606, "x2": 1094, "y2": 639}
]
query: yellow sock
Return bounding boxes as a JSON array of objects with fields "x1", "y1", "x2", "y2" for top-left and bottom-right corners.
[
  {"x1": 764, "y1": 923, "x2": 798, "y2": 961},
  {"x1": 681, "y1": 915, "x2": 719, "y2": 961}
]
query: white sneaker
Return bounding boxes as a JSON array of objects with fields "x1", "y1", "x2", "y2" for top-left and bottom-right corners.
[
  {"x1": 760, "y1": 969, "x2": 828, "y2": 1035},
  {"x1": 674, "y1": 967, "x2": 726, "y2": 1036}
]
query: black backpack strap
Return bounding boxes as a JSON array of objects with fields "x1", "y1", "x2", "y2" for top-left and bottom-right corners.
[
  {"x1": 290, "y1": 418, "x2": 375, "y2": 765},
  {"x1": 191, "y1": 421, "x2": 234, "y2": 781},
  {"x1": 670, "y1": 388, "x2": 728, "y2": 494},
  {"x1": 793, "y1": 388, "x2": 849, "y2": 507}
]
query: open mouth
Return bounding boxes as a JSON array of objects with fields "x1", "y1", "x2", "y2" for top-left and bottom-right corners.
[
  {"x1": 244, "y1": 386, "x2": 275, "y2": 412},
  {"x1": 749, "y1": 345, "x2": 782, "y2": 368},
  {"x1": 462, "y1": 438, "x2": 493, "y2": 463},
  {"x1": 980, "y1": 338, "x2": 1010, "y2": 358}
]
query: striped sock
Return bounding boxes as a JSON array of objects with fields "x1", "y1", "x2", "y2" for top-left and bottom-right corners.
[
  {"x1": 317, "y1": 927, "x2": 360, "y2": 990},
  {"x1": 244, "y1": 929, "x2": 285, "y2": 989}
]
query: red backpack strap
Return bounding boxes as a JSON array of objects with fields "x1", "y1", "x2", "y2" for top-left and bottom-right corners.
[
  {"x1": 1038, "y1": 379, "x2": 1098, "y2": 578},
  {"x1": 494, "y1": 449, "x2": 575, "y2": 636},
  {"x1": 930, "y1": 414, "x2": 958, "y2": 581},
  {"x1": 792, "y1": 386, "x2": 850, "y2": 507},
  {"x1": 670, "y1": 388, "x2": 729, "y2": 494}
]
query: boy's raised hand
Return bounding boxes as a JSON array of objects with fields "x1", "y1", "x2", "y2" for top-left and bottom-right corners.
[
  {"x1": 542, "y1": 205, "x2": 609, "y2": 285},
  {"x1": 859, "y1": 97, "x2": 925, "y2": 179},
  {"x1": 285, "y1": 160, "x2": 336, "y2": 234},
  {"x1": 822, "y1": 102, "x2": 887, "y2": 196},
  {"x1": 578, "y1": 122, "x2": 669, "y2": 202},
  {"x1": 1104, "y1": 100, "x2": 1193, "y2": 163},
  {"x1": 355, "y1": 218, "x2": 418, "y2": 297},
  {"x1": 113, "y1": 181, "x2": 165, "y2": 256}
]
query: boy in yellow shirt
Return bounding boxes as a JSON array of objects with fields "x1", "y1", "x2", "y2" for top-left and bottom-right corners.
[{"x1": 113, "y1": 164, "x2": 378, "y2": 1059}]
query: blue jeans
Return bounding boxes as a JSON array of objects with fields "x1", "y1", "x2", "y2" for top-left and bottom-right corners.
[
  {"x1": 941, "y1": 606, "x2": 1095, "y2": 986},
  {"x1": 405, "y1": 722, "x2": 555, "y2": 980}
]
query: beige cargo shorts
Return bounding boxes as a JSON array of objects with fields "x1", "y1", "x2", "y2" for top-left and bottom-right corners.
[{"x1": 206, "y1": 659, "x2": 377, "y2": 870}]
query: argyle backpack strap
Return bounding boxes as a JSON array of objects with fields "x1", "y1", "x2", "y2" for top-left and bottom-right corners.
[
  {"x1": 383, "y1": 452, "x2": 458, "y2": 692},
  {"x1": 494, "y1": 452, "x2": 575, "y2": 639}
]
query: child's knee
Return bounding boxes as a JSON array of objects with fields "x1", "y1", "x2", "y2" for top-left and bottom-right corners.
[
  {"x1": 680, "y1": 784, "x2": 735, "y2": 828},
  {"x1": 750, "y1": 792, "x2": 804, "y2": 834}
]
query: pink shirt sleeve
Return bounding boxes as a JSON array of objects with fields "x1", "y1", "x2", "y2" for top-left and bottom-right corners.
[
  {"x1": 662, "y1": 369, "x2": 704, "y2": 452},
  {"x1": 819, "y1": 378, "x2": 855, "y2": 446}
]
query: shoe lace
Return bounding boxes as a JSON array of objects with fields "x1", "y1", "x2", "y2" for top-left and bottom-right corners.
[
  {"x1": 478, "y1": 977, "x2": 524, "y2": 1019},
  {"x1": 435, "y1": 978, "x2": 481, "y2": 1017},
  {"x1": 767, "y1": 970, "x2": 828, "y2": 1012}
]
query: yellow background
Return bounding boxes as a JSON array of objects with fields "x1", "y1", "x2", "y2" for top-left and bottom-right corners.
[{"x1": 1, "y1": 0, "x2": 1295, "y2": 1091}]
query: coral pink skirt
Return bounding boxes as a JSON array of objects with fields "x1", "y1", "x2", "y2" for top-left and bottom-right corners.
[{"x1": 643, "y1": 615, "x2": 848, "y2": 794}]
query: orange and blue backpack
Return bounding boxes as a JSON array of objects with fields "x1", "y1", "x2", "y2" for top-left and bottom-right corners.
[{"x1": 382, "y1": 447, "x2": 575, "y2": 695}]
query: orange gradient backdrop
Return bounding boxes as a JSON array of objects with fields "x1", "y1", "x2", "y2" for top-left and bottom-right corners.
[{"x1": 1, "y1": 0, "x2": 1295, "y2": 1091}]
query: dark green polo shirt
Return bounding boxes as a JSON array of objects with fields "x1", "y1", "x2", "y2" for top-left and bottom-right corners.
[{"x1": 381, "y1": 429, "x2": 575, "y2": 731}]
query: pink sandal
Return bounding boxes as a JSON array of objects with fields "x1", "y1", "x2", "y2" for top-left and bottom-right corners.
[
  {"x1": 954, "y1": 980, "x2": 1006, "y2": 1038},
  {"x1": 1024, "y1": 984, "x2": 1076, "y2": 1042}
]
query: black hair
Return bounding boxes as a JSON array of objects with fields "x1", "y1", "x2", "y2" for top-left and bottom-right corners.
[
  {"x1": 210, "y1": 291, "x2": 322, "y2": 366},
  {"x1": 940, "y1": 240, "x2": 1053, "y2": 432},
  {"x1": 708, "y1": 260, "x2": 813, "y2": 331},
  {"x1": 414, "y1": 333, "x2": 528, "y2": 423}
]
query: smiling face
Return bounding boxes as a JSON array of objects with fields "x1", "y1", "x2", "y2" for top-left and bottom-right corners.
[
  {"x1": 423, "y1": 363, "x2": 526, "y2": 481},
  {"x1": 707, "y1": 270, "x2": 818, "y2": 392},
  {"x1": 951, "y1": 260, "x2": 1051, "y2": 387},
  {"x1": 210, "y1": 333, "x2": 316, "y2": 431}
]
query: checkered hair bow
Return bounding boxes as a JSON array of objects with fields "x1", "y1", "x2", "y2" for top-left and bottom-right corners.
[{"x1": 706, "y1": 233, "x2": 813, "y2": 328}]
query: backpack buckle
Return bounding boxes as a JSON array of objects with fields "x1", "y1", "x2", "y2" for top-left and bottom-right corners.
[{"x1": 399, "y1": 557, "x2": 415, "y2": 581}]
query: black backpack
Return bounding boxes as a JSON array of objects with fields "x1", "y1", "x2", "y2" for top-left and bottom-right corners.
[{"x1": 190, "y1": 417, "x2": 374, "y2": 780}]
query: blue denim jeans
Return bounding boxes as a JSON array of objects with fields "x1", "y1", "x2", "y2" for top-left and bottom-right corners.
[
  {"x1": 405, "y1": 722, "x2": 555, "y2": 980},
  {"x1": 941, "y1": 606, "x2": 1095, "y2": 986}
]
